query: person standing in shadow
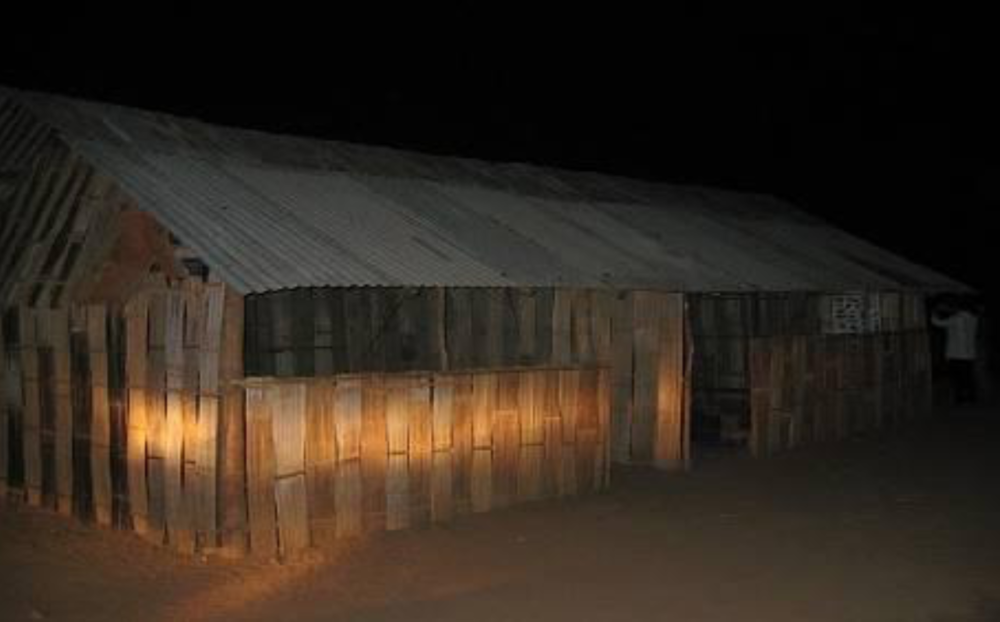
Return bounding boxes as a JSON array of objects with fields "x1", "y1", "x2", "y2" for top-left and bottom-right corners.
[{"x1": 931, "y1": 296, "x2": 980, "y2": 405}]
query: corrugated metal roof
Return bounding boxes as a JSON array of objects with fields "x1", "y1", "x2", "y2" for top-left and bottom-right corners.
[{"x1": 0, "y1": 86, "x2": 968, "y2": 294}]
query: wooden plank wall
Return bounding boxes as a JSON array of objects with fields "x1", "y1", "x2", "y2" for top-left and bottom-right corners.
[
  {"x1": 245, "y1": 288, "x2": 604, "y2": 377},
  {"x1": 242, "y1": 367, "x2": 610, "y2": 559},
  {"x1": 748, "y1": 292, "x2": 932, "y2": 457},
  {"x1": 0, "y1": 279, "x2": 235, "y2": 555},
  {"x1": 247, "y1": 286, "x2": 688, "y2": 470},
  {"x1": 688, "y1": 295, "x2": 751, "y2": 444},
  {"x1": 610, "y1": 291, "x2": 689, "y2": 470}
]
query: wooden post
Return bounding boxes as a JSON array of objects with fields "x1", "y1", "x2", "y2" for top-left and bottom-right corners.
[{"x1": 218, "y1": 287, "x2": 247, "y2": 555}]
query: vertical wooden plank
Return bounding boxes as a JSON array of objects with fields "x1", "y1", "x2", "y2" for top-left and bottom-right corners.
[
  {"x1": 749, "y1": 337, "x2": 771, "y2": 458},
  {"x1": 181, "y1": 285, "x2": 202, "y2": 547},
  {"x1": 571, "y1": 290, "x2": 594, "y2": 365},
  {"x1": 363, "y1": 290, "x2": 385, "y2": 371},
  {"x1": 431, "y1": 376, "x2": 454, "y2": 522},
  {"x1": 245, "y1": 385, "x2": 277, "y2": 557},
  {"x1": 408, "y1": 379, "x2": 432, "y2": 526},
  {"x1": 610, "y1": 292, "x2": 634, "y2": 463},
  {"x1": 654, "y1": 293, "x2": 686, "y2": 471},
  {"x1": 428, "y1": 288, "x2": 448, "y2": 371},
  {"x1": 70, "y1": 310, "x2": 91, "y2": 521},
  {"x1": 291, "y1": 289, "x2": 315, "y2": 377},
  {"x1": 575, "y1": 369, "x2": 599, "y2": 492},
  {"x1": 164, "y1": 290, "x2": 193, "y2": 553},
  {"x1": 271, "y1": 384, "x2": 307, "y2": 477},
  {"x1": 344, "y1": 288, "x2": 373, "y2": 373},
  {"x1": 145, "y1": 288, "x2": 167, "y2": 542},
  {"x1": 471, "y1": 373, "x2": 494, "y2": 512},
  {"x1": 305, "y1": 381, "x2": 337, "y2": 545},
  {"x1": 35, "y1": 311, "x2": 56, "y2": 509},
  {"x1": 431, "y1": 451, "x2": 454, "y2": 521},
  {"x1": 314, "y1": 288, "x2": 348, "y2": 375},
  {"x1": 471, "y1": 448, "x2": 492, "y2": 513},
  {"x1": 384, "y1": 377, "x2": 409, "y2": 530},
  {"x1": 334, "y1": 378, "x2": 362, "y2": 537},
  {"x1": 518, "y1": 371, "x2": 543, "y2": 502},
  {"x1": 597, "y1": 368, "x2": 612, "y2": 488},
  {"x1": 271, "y1": 383, "x2": 309, "y2": 557},
  {"x1": 51, "y1": 307, "x2": 73, "y2": 516},
  {"x1": 591, "y1": 290, "x2": 614, "y2": 366},
  {"x1": 218, "y1": 288, "x2": 247, "y2": 555},
  {"x1": 485, "y1": 290, "x2": 503, "y2": 367},
  {"x1": 492, "y1": 372, "x2": 519, "y2": 509},
  {"x1": 552, "y1": 289, "x2": 572, "y2": 366},
  {"x1": 385, "y1": 453, "x2": 409, "y2": 531},
  {"x1": 451, "y1": 374, "x2": 474, "y2": 515},
  {"x1": 182, "y1": 283, "x2": 206, "y2": 540},
  {"x1": 360, "y1": 375, "x2": 387, "y2": 533},
  {"x1": 107, "y1": 312, "x2": 130, "y2": 529},
  {"x1": 558, "y1": 369, "x2": 579, "y2": 496},
  {"x1": 385, "y1": 379, "x2": 409, "y2": 455},
  {"x1": 445, "y1": 289, "x2": 473, "y2": 370},
  {"x1": 274, "y1": 475, "x2": 309, "y2": 557},
  {"x1": 519, "y1": 372, "x2": 543, "y2": 446},
  {"x1": 630, "y1": 292, "x2": 660, "y2": 464},
  {"x1": 125, "y1": 293, "x2": 149, "y2": 536},
  {"x1": 516, "y1": 289, "x2": 537, "y2": 365},
  {"x1": 385, "y1": 375, "x2": 410, "y2": 530},
  {"x1": 768, "y1": 337, "x2": 787, "y2": 454},
  {"x1": 0, "y1": 317, "x2": 7, "y2": 498},
  {"x1": 1, "y1": 309, "x2": 24, "y2": 501},
  {"x1": 21, "y1": 306, "x2": 42, "y2": 506},
  {"x1": 534, "y1": 288, "x2": 554, "y2": 366},
  {"x1": 87, "y1": 305, "x2": 113, "y2": 524},
  {"x1": 196, "y1": 283, "x2": 224, "y2": 548},
  {"x1": 271, "y1": 291, "x2": 295, "y2": 377}
]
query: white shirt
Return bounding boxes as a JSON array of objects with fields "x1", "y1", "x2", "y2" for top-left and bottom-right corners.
[{"x1": 931, "y1": 310, "x2": 978, "y2": 360}]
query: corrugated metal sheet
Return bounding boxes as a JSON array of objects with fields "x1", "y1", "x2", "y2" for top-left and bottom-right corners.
[{"x1": 0, "y1": 86, "x2": 968, "y2": 294}]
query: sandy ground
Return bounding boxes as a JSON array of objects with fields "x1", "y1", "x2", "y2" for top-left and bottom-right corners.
[{"x1": 3, "y1": 396, "x2": 999, "y2": 622}]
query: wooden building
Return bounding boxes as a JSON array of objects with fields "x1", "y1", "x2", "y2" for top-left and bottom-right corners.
[{"x1": 0, "y1": 87, "x2": 965, "y2": 558}]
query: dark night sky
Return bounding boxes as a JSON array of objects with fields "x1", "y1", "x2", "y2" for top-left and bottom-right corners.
[{"x1": 2, "y1": 11, "x2": 995, "y2": 294}]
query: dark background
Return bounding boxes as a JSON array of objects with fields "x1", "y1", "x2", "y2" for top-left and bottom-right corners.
[{"x1": 2, "y1": 11, "x2": 994, "y2": 302}]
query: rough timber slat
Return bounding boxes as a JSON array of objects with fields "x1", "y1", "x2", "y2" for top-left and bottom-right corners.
[
  {"x1": 0, "y1": 317, "x2": 8, "y2": 497},
  {"x1": 87, "y1": 305, "x2": 112, "y2": 524},
  {"x1": 50, "y1": 307, "x2": 73, "y2": 515},
  {"x1": 218, "y1": 287, "x2": 247, "y2": 554},
  {"x1": 20, "y1": 306, "x2": 42, "y2": 505},
  {"x1": 125, "y1": 294, "x2": 149, "y2": 535},
  {"x1": 233, "y1": 366, "x2": 610, "y2": 553}
]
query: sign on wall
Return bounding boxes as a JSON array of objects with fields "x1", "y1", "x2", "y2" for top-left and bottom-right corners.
[{"x1": 825, "y1": 293, "x2": 882, "y2": 334}]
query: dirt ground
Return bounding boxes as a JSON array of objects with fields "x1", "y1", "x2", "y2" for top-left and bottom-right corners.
[{"x1": 3, "y1": 394, "x2": 999, "y2": 622}]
